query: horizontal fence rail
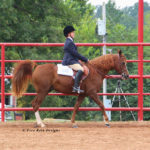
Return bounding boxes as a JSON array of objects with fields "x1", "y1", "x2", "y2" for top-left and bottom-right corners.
[
  {"x1": 1, "y1": 42, "x2": 150, "y2": 47},
  {"x1": 0, "y1": 93, "x2": 140, "y2": 96},
  {"x1": 0, "y1": 107, "x2": 141, "y2": 111}
]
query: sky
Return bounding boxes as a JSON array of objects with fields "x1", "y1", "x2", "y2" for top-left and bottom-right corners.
[{"x1": 88, "y1": 0, "x2": 150, "y2": 9}]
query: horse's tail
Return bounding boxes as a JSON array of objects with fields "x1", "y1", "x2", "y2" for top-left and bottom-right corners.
[{"x1": 12, "y1": 60, "x2": 36, "y2": 97}]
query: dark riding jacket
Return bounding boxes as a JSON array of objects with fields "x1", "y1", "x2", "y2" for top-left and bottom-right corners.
[{"x1": 62, "y1": 38, "x2": 88, "y2": 65}]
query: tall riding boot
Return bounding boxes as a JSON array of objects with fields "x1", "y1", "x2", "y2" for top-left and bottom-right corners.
[{"x1": 72, "y1": 70, "x2": 84, "y2": 93}]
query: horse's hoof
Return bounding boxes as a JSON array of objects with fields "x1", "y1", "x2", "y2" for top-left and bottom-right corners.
[
  {"x1": 72, "y1": 124, "x2": 78, "y2": 128},
  {"x1": 34, "y1": 123, "x2": 39, "y2": 128},
  {"x1": 34, "y1": 123, "x2": 45, "y2": 128},
  {"x1": 41, "y1": 124, "x2": 46, "y2": 128},
  {"x1": 105, "y1": 123, "x2": 110, "y2": 128}
]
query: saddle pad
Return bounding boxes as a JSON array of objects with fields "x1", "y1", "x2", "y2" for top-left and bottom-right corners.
[{"x1": 57, "y1": 64, "x2": 73, "y2": 76}]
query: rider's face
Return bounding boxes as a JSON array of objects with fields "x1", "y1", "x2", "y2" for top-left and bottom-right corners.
[{"x1": 68, "y1": 31, "x2": 75, "y2": 39}]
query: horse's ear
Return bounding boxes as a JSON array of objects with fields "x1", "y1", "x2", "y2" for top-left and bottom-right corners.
[{"x1": 118, "y1": 49, "x2": 122, "y2": 56}]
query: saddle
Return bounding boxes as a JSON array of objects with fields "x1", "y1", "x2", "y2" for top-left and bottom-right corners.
[{"x1": 57, "y1": 64, "x2": 89, "y2": 81}]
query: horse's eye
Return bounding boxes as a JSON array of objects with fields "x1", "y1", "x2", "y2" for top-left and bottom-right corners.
[{"x1": 121, "y1": 62, "x2": 125, "y2": 65}]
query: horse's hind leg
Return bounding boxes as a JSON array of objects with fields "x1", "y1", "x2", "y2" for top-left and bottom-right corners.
[
  {"x1": 32, "y1": 91, "x2": 49, "y2": 127},
  {"x1": 35, "y1": 111, "x2": 45, "y2": 128}
]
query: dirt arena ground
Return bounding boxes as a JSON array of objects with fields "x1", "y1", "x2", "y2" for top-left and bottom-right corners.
[{"x1": 0, "y1": 121, "x2": 150, "y2": 150}]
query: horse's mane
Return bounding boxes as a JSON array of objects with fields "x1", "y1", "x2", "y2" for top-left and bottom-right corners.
[{"x1": 87, "y1": 54, "x2": 115, "y2": 77}]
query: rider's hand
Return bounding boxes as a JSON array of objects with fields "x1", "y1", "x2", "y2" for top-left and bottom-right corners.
[{"x1": 86, "y1": 59, "x2": 89, "y2": 63}]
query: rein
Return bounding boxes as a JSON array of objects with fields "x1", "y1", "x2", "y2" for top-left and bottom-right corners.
[{"x1": 96, "y1": 69, "x2": 111, "y2": 78}]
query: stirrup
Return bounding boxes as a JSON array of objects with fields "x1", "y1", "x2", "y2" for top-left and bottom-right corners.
[{"x1": 72, "y1": 87, "x2": 84, "y2": 94}]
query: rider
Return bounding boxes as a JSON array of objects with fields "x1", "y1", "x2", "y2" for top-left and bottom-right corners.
[{"x1": 62, "y1": 26, "x2": 88, "y2": 93}]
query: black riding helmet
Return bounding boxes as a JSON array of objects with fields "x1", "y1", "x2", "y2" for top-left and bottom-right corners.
[{"x1": 63, "y1": 26, "x2": 75, "y2": 37}]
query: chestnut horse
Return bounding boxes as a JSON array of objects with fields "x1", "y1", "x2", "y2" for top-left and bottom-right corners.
[{"x1": 12, "y1": 50, "x2": 129, "y2": 128}]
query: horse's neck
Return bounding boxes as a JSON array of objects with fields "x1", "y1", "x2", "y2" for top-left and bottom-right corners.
[{"x1": 90, "y1": 54, "x2": 115, "y2": 75}]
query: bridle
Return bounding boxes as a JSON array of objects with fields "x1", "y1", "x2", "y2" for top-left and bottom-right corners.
[{"x1": 118, "y1": 56, "x2": 129, "y2": 79}]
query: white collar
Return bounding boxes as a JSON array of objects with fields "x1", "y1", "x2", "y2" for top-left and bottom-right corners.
[{"x1": 67, "y1": 37, "x2": 73, "y2": 41}]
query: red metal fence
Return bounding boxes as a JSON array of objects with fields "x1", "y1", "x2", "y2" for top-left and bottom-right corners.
[{"x1": 0, "y1": 0, "x2": 149, "y2": 121}]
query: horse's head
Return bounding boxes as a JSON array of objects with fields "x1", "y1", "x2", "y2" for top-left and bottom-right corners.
[{"x1": 114, "y1": 50, "x2": 129, "y2": 80}]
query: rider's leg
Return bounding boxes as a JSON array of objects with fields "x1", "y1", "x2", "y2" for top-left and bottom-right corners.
[
  {"x1": 72, "y1": 70, "x2": 84, "y2": 92},
  {"x1": 68, "y1": 64, "x2": 84, "y2": 93}
]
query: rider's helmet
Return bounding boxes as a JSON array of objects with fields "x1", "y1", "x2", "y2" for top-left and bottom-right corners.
[{"x1": 63, "y1": 26, "x2": 75, "y2": 37}]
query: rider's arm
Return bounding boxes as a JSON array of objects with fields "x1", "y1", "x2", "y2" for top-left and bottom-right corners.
[{"x1": 67, "y1": 42, "x2": 88, "y2": 63}]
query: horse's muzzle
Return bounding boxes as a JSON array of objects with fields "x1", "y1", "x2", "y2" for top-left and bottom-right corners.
[{"x1": 121, "y1": 73, "x2": 129, "y2": 80}]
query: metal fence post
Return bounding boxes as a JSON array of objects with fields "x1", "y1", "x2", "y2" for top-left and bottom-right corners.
[
  {"x1": 1, "y1": 45, "x2": 5, "y2": 122},
  {"x1": 138, "y1": 0, "x2": 144, "y2": 121}
]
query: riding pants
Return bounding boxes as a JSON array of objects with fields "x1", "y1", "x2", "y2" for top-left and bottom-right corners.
[{"x1": 68, "y1": 64, "x2": 84, "y2": 72}]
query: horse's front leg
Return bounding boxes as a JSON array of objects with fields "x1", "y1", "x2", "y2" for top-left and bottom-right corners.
[
  {"x1": 90, "y1": 93, "x2": 110, "y2": 127},
  {"x1": 71, "y1": 95, "x2": 85, "y2": 128}
]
